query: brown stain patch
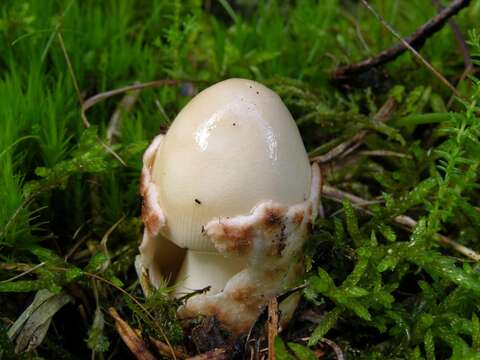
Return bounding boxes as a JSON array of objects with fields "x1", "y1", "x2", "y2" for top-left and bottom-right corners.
[
  {"x1": 263, "y1": 207, "x2": 283, "y2": 227},
  {"x1": 205, "y1": 303, "x2": 220, "y2": 316},
  {"x1": 293, "y1": 210, "x2": 304, "y2": 225},
  {"x1": 228, "y1": 286, "x2": 267, "y2": 311},
  {"x1": 278, "y1": 223, "x2": 287, "y2": 255},
  {"x1": 229, "y1": 285, "x2": 257, "y2": 303},
  {"x1": 141, "y1": 202, "x2": 161, "y2": 235},
  {"x1": 212, "y1": 223, "x2": 253, "y2": 254},
  {"x1": 264, "y1": 222, "x2": 288, "y2": 256}
]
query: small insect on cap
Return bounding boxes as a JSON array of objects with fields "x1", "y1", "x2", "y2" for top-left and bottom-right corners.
[{"x1": 151, "y1": 78, "x2": 312, "y2": 251}]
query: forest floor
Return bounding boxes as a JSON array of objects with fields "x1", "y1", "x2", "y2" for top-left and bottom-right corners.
[{"x1": 1, "y1": 1, "x2": 480, "y2": 359}]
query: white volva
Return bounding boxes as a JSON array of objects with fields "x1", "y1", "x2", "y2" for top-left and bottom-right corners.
[{"x1": 139, "y1": 78, "x2": 320, "y2": 333}]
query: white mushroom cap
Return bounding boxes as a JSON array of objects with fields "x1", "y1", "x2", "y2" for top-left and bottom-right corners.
[{"x1": 151, "y1": 78, "x2": 311, "y2": 251}]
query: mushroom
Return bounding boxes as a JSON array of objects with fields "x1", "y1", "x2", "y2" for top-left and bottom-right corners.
[{"x1": 138, "y1": 78, "x2": 320, "y2": 334}]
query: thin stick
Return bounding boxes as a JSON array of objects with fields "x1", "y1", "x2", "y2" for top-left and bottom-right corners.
[
  {"x1": 155, "y1": 99, "x2": 171, "y2": 123},
  {"x1": 312, "y1": 136, "x2": 358, "y2": 163},
  {"x1": 109, "y1": 307, "x2": 156, "y2": 360},
  {"x1": 64, "y1": 232, "x2": 90, "y2": 261},
  {"x1": 312, "y1": 97, "x2": 396, "y2": 163},
  {"x1": 299, "y1": 337, "x2": 345, "y2": 360},
  {"x1": 0, "y1": 263, "x2": 33, "y2": 272},
  {"x1": 107, "y1": 82, "x2": 141, "y2": 143},
  {"x1": 333, "y1": 0, "x2": 471, "y2": 92},
  {"x1": 98, "y1": 215, "x2": 126, "y2": 270},
  {"x1": 149, "y1": 336, "x2": 188, "y2": 359},
  {"x1": 83, "y1": 271, "x2": 177, "y2": 359},
  {"x1": 57, "y1": 32, "x2": 89, "y2": 128},
  {"x1": 81, "y1": 80, "x2": 182, "y2": 118},
  {"x1": 358, "y1": 150, "x2": 412, "y2": 159},
  {"x1": 319, "y1": 339, "x2": 345, "y2": 360},
  {"x1": 322, "y1": 185, "x2": 480, "y2": 261},
  {"x1": 267, "y1": 298, "x2": 279, "y2": 360},
  {"x1": 40, "y1": 0, "x2": 74, "y2": 63},
  {"x1": 186, "y1": 348, "x2": 228, "y2": 360},
  {"x1": 0, "y1": 262, "x2": 45, "y2": 284},
  {"x1": 358, "y1": 0, "x2": 462, "y2": 98},
  {"x1": 57, "y1": 30, "x2": 128, "y2": 166}
]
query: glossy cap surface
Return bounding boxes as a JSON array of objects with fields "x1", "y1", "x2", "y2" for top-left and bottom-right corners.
[{"x1": 152, "y1": 78, "x2": 311, "y2": 250}]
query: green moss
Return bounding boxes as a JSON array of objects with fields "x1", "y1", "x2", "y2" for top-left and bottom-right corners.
[{"x1": 0, "y1": 1, "x2": 479, "y2": 358}]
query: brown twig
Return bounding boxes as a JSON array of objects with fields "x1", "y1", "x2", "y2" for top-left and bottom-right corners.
[
  {"x1": 267, "y1": 298, "x2": 279, "y2": 360},
  {"x1": 0, "y1": 263, "x2": 34, "y2": 272},
  {"x1": 0, "y1": 262, "x2": 45, "y2": 284},
  {"x1": 186, "y1": 348, "x2": 229, "y2": 360},
  {"x1": 150, "y1": 336, "x2": 189, "y2": 359},
  {"x1": 312, "y1": 97, "x2": 396, "y2": 163},
  {"x1": 359, "y1": 0, "x2": 462, "y2": 97},
  {"x1": 332, "y1": 0, "x2": 471, "y2": 89},
  {"x1": 318, "y1": 339, "x2": 345, "y2": 360},
  {"x1": 81, "y1": 79, "x2": 182, "y2": 120},
  {"x1": 109, "y1": 307, "x2": 156, "y2": 360},
  {"x1": 299, "y1": 337, "x2": 345, "y2": 360},
  {"x1": 357, "y1": 150, "x2": 412, "y2": 159},
  {"x1": 322, "y1": 184, "x2": 480, "y2": 261}
]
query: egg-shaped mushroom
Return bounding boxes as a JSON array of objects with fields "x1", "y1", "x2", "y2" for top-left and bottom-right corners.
[{"x1": 139, "y1": 78, "x2": 320, "y2": 334}]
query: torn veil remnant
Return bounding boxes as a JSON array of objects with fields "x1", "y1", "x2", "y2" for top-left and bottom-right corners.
[{"x1": 138, "y1": 78, "x2": 321, "y2": 334}]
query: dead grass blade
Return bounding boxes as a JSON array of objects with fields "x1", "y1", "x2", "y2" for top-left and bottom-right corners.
[{"x1": 109, "y1": 307, "x2": 156, "y2": 360}]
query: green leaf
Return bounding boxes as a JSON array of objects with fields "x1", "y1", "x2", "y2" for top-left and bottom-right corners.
[
  {"x1": 309, "y1": 268, "x2": 335, "y2": 294},
  {"x1": 378, "y1": 224, "x2": 397, "y2": 242},
  {"x1": 30, "y1": 247, "x2": 64, "y2": 266},
  {"x1": 65, "y1": 267, "x2": 83, "y2": 282},
  {"x1": 86, "y1": 308, "x2": 110, "y2": 352},
  {"x1": 377, "y1": 256, "x2": 398, "y2": 272},
  {"x1": 7, "y1": 289, "x2": 72, "y2": 353},
  {"x1": 424, "y1": 329, "x2": 435, "y2": 360},
  {"x1": 0, "y1": 280, "x2": 48, "y2": 293},
  {"x1": 342, "y1": 286, "x2": 369, "y2": 298},
  {"x1": 342, "y1": 255, "x2": 369, "y2": 287},
  {"x1": 85, "y1": 253, "x2": 109, "y2": 273},
  {"x1": 347, "y1": 299, "x2": 372, "y2": 321},
  {"x1": 411, "y1": 251, "x2": 480, "y2": 295},
  {"x1": 274, "y1": 337, "x2": 295, "y2": 360},
  {"x1": 343, "y1": 199, "x2": 364, "y2": 247},
  {"x1": 472, "y1": 313, "x2": 480, "y2": 352},
  {"x1": 288, "y1": 342, "x2": 317, "y2": 360},
  {"x1": 408, "y1": 346, "x2": 422, "y2": 360},
  {"x1": 308, "y1": 307, "x2": 343, "y2": 346}
]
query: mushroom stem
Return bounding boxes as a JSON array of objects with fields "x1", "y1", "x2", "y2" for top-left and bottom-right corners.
[{"x1": 174, "y1": 251, "x2": 247, "y2": 296}]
